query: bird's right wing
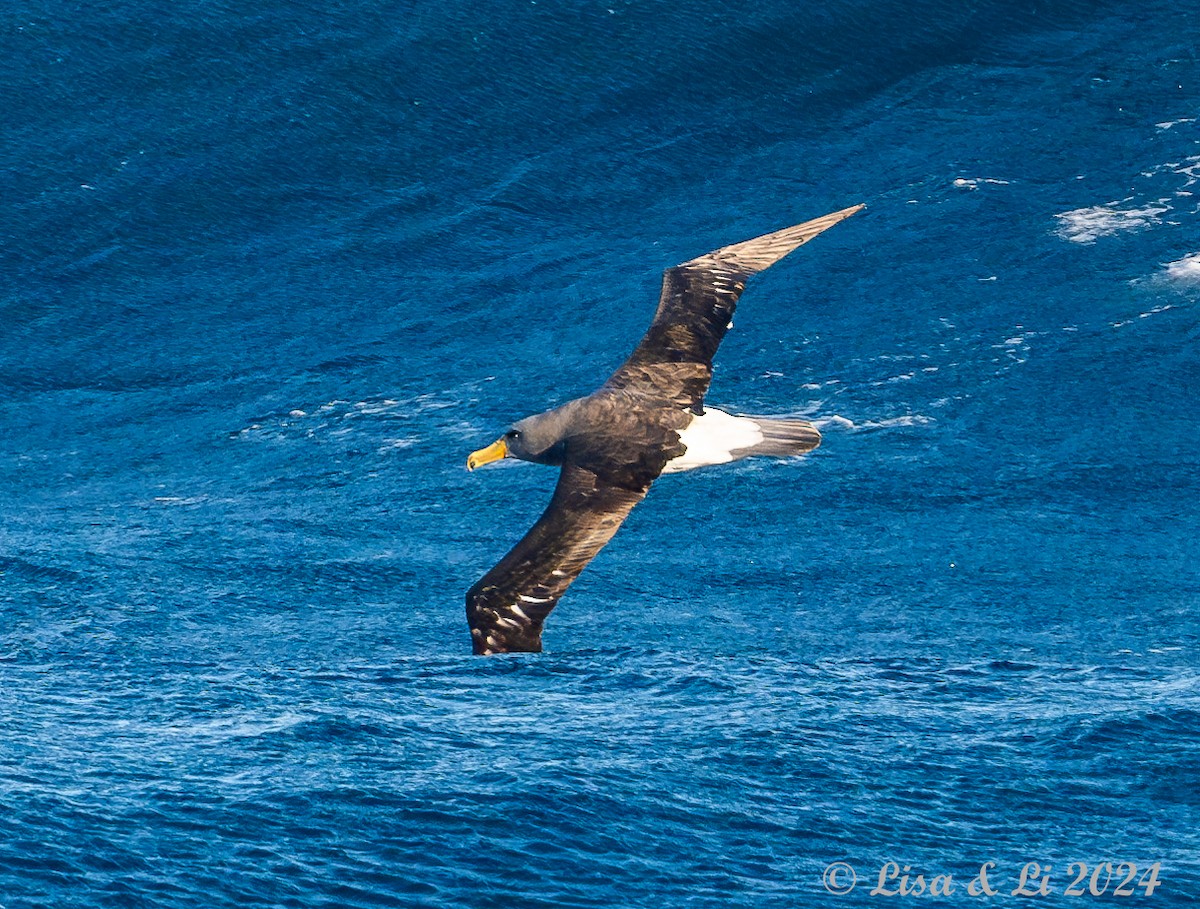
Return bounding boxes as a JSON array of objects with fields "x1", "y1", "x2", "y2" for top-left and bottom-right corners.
[
  {"x1": 605, "y1": 204, "x2": 864, "y2": 409},
  {"x1": 466, "y1": 464, "x2": 647, "y2": 654}
]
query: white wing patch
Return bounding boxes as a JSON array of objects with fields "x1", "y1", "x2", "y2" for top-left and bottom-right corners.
[{"x1": 662, "y1": 408, "x2": 764, "y2": 473}]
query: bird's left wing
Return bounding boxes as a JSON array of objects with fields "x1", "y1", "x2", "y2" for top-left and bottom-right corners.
[
  {"x1": 605, "y1": 204, "x2": 864, "y2": 409},
  {"x1": 466, "y1": 464, "x2": 647, "y2": 654}
]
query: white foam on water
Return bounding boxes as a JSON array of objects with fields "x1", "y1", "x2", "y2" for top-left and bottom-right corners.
[
  {"x1": 860, "y1": 414, "x2": 934, "y2": 430},
  {"x1": 1140, "y1": 304, "x2": 1175, "y2": 318},
  {"x1": 354, "y1": 399, "x2": 402, "y2": 414},
  {"x1": 953, "y1": 177, "x2": 1011, "y2": 190},
  {"x1": 151, "y1": 496, "x2": 207, "y2": 507},
  {"x1": 1054, "y1": 201, "x2": 1170, "y2": 243},
  {"x1": 819, "y1": 414, "x2": 933, "y2": 431},
  {"x1": 1139, "y1": 154, "x2": 1200, "y2": 180},
  {"x1": 1111, "y1": 304, "x2": 1175, "y2": 329},
  {"x1": 815, "y1": 415, "x2": 855, "y2": 430},
  {"x1": 1164, "y1": 252, "x2": 1200, "y2": 281},
  {"x1": 378, "y1": 438, "x2": 419, "y2": 451}
]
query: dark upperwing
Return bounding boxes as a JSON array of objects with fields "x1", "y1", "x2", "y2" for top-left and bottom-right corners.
[
  {"x1": 465, "y1": 463, "x2": 647, "y2": 654},
  {"x1": 605, "y1": 204, "x2": 864, "y2": 410}
]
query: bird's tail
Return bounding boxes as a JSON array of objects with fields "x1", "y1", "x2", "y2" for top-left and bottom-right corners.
[{"x1": 735, "y1": 416, "x2": 821, "y2": 458}]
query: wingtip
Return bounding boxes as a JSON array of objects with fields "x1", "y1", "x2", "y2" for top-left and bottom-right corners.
[
  {"x1": 683, "y1": 202, "x2": 866, "y2": 274},
  {"x1": 811, "y1": 201, "x2": 867, "y2": 224}
]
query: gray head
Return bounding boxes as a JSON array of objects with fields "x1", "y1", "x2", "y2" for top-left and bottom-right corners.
[{"x1": 466, "y1": 402, "x2": 578, "y2": 470}]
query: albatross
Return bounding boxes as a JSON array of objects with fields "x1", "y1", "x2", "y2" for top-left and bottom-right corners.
[{"x1": 465, "y1": 203, "x2": 863, "y2": 655}]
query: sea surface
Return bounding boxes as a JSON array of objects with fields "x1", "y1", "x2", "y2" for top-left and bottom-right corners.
[{"x1": 2, "y1": 1, "x2": 1199, "y2": 906}]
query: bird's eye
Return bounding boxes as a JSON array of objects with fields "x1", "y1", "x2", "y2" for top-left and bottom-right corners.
[{"x1": 505, "y1": 429, "x2": 521, "y2": 440}]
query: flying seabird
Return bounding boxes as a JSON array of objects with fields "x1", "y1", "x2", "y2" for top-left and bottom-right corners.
[{"x1": 465, "y1": 203, "x2": 864, "y2": 655}]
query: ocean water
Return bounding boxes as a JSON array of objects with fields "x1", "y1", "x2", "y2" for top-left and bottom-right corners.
[{"x1": 2, "y1": 0, "x2": 1199, "y2": 905}]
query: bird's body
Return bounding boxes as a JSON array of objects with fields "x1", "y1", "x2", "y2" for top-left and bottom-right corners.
[{"x1": 465, "y1": 204, "x2": 863, "y2": 654}]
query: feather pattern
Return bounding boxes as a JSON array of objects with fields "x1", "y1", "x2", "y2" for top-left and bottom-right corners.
[
  {"x1": 605, "y1": 204, "x2": 864, "y2": 408},
  {"x1": 466, "y1": 464, "x2": 647, "y2": 654}
]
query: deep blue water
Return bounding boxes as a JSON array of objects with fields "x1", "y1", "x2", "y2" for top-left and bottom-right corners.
[{"x1": 3, "y1": 1, "x2": 1200, "y2": 906}]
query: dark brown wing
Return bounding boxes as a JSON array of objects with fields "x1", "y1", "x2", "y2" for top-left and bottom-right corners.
[
  {"x1": 466, "y1": 464, "x2": 647, "y2": 654},
  {"x1": 605, "y1": 204, "x2": 864, "y2": 409}
]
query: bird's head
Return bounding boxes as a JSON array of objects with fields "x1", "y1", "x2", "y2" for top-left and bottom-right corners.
[{"x1": 467, "y1": 409, "x2": 571, "y2": 471}]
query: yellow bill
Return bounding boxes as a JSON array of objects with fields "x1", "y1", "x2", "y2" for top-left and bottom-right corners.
[{"x1": 467, "y1": 438, "x2": 507, "y2": 471}]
